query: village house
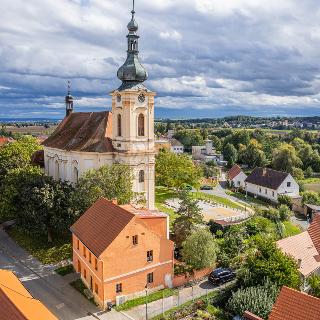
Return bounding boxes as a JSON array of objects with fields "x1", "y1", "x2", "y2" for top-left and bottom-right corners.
[
  {"x1": 169, "y1": 138, "x2": 184, "y2": 154},
  {"x1": 192, "y1": 140, "x2": 225, "y2": 165},
  {"x1": 277, "y1": 215, "x2": 320, "y2": 287},
  {"x1": 70, "y1": 198, "x2": 174, "y2": 308},
  {"x1": 227, "y1": 164, "x2": 247, "y2": 189},
  {"x1": 0, "y1": 269, "x2": 57, "y2": 320},
  {"x1": 245, "y1": 168, "x2": 299, "y2": 203}
]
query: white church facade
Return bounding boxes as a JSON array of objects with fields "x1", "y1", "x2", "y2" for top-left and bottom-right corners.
[{"x1": 42, "y1": 7, "x2": 156, "y2": 209}]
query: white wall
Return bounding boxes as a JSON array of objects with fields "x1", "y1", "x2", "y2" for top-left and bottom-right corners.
[{"x1": 231, "y1": 172, "x2": 247, "y2": 188}]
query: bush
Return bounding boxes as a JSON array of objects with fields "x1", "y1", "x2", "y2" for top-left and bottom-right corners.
[
  {"x1": 278, "y1": 195, "x2": 292, "y2": 207},
  {"x1": 227, "y1": 280, "x2": 279, "y2": 319}
]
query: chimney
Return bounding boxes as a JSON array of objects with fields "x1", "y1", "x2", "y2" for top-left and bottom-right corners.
[
  {"x1": 111, "y1": 199, "x2": 118, "y2": 205},
  {"x1": 297, "y1": 258, "x2": 302, "y2": 268},
  {"x1": 262, "y1": 168, "x2": 267, "y2": 176}
]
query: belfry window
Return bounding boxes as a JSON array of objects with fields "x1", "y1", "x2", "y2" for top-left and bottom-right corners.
[
  {"x1": 139, "y1": 170, "x2": 145, "y2": 183},
  {"x1": 138, "y1": 114, "x2": 145, "y2": 136},
  {"x1": 117, "y1": 114, "x2": 122, "y2": 137}
]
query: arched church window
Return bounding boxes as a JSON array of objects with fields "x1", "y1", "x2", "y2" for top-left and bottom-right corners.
[
  {"x1": 138, "y1": 113, "x2": 145, "y2": 136},
  {"x1": 117, "y1": 114, "x2": 122, "y2": 137},
  {"x1": 139, "y1": 170, "x2": 145, "y2": 183},
  {"x1": 130, "y1": 41, "x2": 135, "y2": 51}
]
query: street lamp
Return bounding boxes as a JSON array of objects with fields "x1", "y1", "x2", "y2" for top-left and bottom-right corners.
[{"x1": 145, "y1": 284, "x2": 148, "y2": 320}]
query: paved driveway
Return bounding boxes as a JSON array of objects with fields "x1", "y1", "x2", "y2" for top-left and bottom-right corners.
[{"x1": 0, "y1": 228, "x2": 128, "y2": 320}]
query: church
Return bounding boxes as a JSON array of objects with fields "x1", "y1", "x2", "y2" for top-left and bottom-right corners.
[{"x1": 42, "y1": 4, "x2": 156, "y2": 209}]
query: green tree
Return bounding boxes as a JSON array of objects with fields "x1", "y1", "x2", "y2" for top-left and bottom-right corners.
[
  {"x1": 308, "y1": 274, "x2": 320, "y2": 298},
  {"x1": 227, "y1": 281, "x2": 279, "y2": 319},
  {"x1": 73, "y1": 164, "x2": 135, "y2": 212},
  {"x1": 292, "y1": 167, "x2": 304, "y2": 180},
  {"x1": 182, "y1": 229, "x2": 217, "y2": 270},
  {"x1": 6, "y1": 169, "x2": 76, "y2": 242},
  {"x1": 272, "y1": 143, "x2": 302, "y2": 173},
  {"x1": 278, "y1": 195, "x2": 292, "y2": 207},
  {"x1": 210, "y1": 135, "x2": 222, "y2": 151},
  {"x1": 0, "y1": 165, "x2": 43, "y2": 221},
  {"x1": 173, "y1": 191, "x2": 204, "y2": 247},
  {"x1": 301, "y1": 191, "x2": 320, "y2": 206},
  {"x1": 156, "y1": 150, "x2": 203, "y2": 189},
  {"x1": 223, "y1": 143, "x2": 238, "y2": 167},
  {"x1": 243, "y1": 238, "x2": 301, "y2": 288},
  {"x1": 241, "y1": 139, "x2": 267, "y2": 168},
  {"x1": 305, "y1": 166, "x2": 314, "y2": 178},
  {"x1": 0, "y1": 136, "x2": 41, "y2": 183}
]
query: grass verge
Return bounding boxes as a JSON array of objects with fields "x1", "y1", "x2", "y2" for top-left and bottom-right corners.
[
  {"x1": 226, "y1": 190, "x2": 269, "y2": 207},
  {"x1": 55, "y1": 265, "x2": 74, "y2": 276},
  {"x1": 7, "y1": 227, "x2": 72, "y2": 264},
  {"x1": 283, "y1": 221, "x2": 302, "y2": 237},
  {"x1": 191, "y1": 192, "x2": 244, "y2": 210},
  {"x1": 115, "y1": 288, "x2": 178, "y2": 312}
]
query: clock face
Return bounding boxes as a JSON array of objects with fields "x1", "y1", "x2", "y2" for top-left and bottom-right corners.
[
  {"x1": 138, "y1": 93, "x2": 145, "y2": 103},
  {"x1": 117, "y1": 94, "x2": 121, "y2": 103}
]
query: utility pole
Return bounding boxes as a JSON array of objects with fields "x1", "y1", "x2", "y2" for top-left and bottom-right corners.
[{"x1": 145, "y1": 285, "x2": 148, "y2": 320}]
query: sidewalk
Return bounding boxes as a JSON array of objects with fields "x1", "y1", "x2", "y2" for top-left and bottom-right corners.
[{"x1": 122, "y1": 279, "x2": 229, "y2": 320}]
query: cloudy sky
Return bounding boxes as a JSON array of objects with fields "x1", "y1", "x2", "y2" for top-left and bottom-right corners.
[{"x1": 1, "y1": 0, "x2": 320, "y2": 119}]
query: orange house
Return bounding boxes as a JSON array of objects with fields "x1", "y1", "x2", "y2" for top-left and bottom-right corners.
[
  {"x1": 70, "y1": 198, "x2": 174, "y2": 308},
  {"x1": 0, "y1": 269, "x2": 57, "y2": 320}
]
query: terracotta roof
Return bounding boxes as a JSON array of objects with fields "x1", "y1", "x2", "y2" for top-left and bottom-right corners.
[
  {"x1": 121, "y1": 204, "x2": 168, "y2": 218},
  {"x1": 269, "y1": 286, "x2": 320, "y2": 320},
  {"x1": 70, "y1": 198, "x2": 135, "y2": 257},
  {"x1": 245, "y1": 167, "x2": 289, "y2": 190},
  {"x1": 42, "y1": 111, "x2": 114, "y2": 152},
  {"x1": 277, "y1": 231, "x2": 320, "y2": 276},
  {"x1": 0, "y1": 269, "x2": 57, "y2": 320},
  {"x1": 243, "y1": 311, "x2": 263, "y2": 320},
  {"x1": 0, "y1": 137, "x2": 13, "y2": 147},
  {"x1": 227, "y1": 164, "x2": 242, "y2": 180},
  {"x1": 31, "y1": 149, "x2": 44, "y2": 168},
  {"x1": 308, "y1": 214, "x2": 320, "y2": 254}
]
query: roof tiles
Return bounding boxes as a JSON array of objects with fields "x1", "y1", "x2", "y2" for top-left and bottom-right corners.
[
  {"x1": 227, "y1": 164, "x2": 242, "y2": 180},
  {"x1": 42, "y1": 111, "x2": 114, "y2": 153},
  {"x1": 269, "y1": 286, "x2": 320, "y2": 320},
  {"x1": 245, "y1": 167, "x2": 289, "y2": 190}
]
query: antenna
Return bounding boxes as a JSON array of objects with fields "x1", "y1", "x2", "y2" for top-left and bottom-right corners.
[
  {"x1": 131, "y1": 0, "x2": 135, "y2": 18},
  {"x1": 67, "y1": 80, "x2": 71, "y2": 95}
]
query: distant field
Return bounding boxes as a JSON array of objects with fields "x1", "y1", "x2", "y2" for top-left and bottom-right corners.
[
  {"x1": 301, "y1": 178, "x2": 320, "y2": 192},
  {"x1": 3, "y1": 125, "x2": 57, "y2": 136}
]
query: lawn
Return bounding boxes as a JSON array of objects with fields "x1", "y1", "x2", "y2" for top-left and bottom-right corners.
[
  {"x1": 300, "y1": 178, "x2": 320, "y2": 192},
  {"x1": 191, "y1": 192, "x2": 245, "y2": 211},
  {"x1": 283, "y1": 221, "x2": 302, "y2": 237},
  {"x1": 116, "y1": 288, "x2": 178, "y2": 311},
  {"x1": 7, "y1": 227, "x2": 72, "y2": 265},
  {"x1": 155, "y1": 187, "x2": 179, "y2": 227},
  {"x1": 226, "y1": 190, "x2": 269, "y2": 207}
]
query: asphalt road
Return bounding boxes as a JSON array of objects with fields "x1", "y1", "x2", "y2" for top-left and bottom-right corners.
[{"x1": 0, "y1": 228, "x2": 101, "y2": 320}]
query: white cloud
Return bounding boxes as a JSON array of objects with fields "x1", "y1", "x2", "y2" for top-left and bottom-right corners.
[{"x1": 159, "y1": 30, "x2": 182, "y2": 41}]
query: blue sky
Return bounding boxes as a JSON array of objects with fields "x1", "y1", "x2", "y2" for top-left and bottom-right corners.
[{"x1": 1, "y1": 0, "x2": 320, "y2": 119}]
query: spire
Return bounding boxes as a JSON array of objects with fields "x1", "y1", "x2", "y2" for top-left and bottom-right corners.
[
  {"x1": 117, "y1": 0, "x2": 148, "y2": 90},
  {"x1": 65, "y1": 80, "x2": 74, "y2": 117}
]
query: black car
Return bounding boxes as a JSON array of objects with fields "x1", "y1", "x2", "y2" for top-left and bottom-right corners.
[
  {"x1": 200, "y1": 185, "x2": 213, "y2": 190},
  {"x1": 208, "y1": 268, "x2": 236, "y2": 285}
]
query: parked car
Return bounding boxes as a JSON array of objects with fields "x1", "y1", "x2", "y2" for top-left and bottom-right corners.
[
  {"x1": 200, "y1": 185, "x2": 213, "y2": 190},
  {"x1": 208, "y1": 268, "x2": 236, "y2": 285},
  {"x1": 182, "y1": 184, "x2": 193, "y2": 191}
]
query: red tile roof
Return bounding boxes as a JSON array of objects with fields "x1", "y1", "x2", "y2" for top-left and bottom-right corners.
[
  {"x1": 308, "y1": 214, "x2": 320, "y2": 254},
  {"x1": 243, "y1": 311, "x2": 263, "y2": 320},
  {"x1": 227, "y1": 164, "x2": 242, "y2": 180},
  {"x1": 269, "y1": 286, "x2": 320, "y2": 320},
  {"x1": 0, "y1": 137, "x2": 12, "y2": 147},
  {"x1": 42, "y1": 111, "x2": 114, "y2": 152},
  {"x1": 70, "y1": 198, "x2": 135, "y2": 257},
  {"x1": 245, "y1": 167, "x2": 289, "y2": 190}
]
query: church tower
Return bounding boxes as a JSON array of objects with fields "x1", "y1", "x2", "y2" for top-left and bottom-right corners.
[{"x1": 111, "y1": 1, "x2": 156, "y2": 209}]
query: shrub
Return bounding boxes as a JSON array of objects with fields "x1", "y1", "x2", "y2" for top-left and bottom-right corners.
[{"x1": 227, "y1": 280, "x2": 279, "y2": 319}]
